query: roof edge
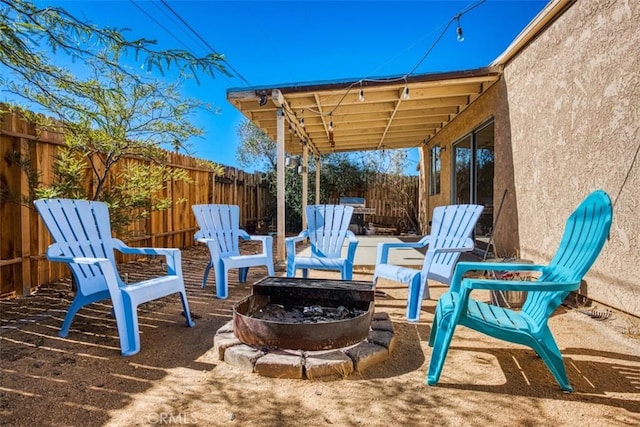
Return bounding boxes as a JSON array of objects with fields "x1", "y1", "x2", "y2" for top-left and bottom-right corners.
[
  {"x1": 491, "y1": 0, "x2": 576, "y2": 67},
  {"x1": 227, "y1": 66, "x2": 502, "y2": 96}
]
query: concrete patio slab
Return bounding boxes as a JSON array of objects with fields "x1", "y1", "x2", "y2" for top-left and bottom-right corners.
[{"x1": 294, "y1": 235, "x2": 426, "y2": 271}]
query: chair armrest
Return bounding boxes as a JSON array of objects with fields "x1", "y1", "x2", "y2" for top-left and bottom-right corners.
[
  {"x1": 46, "y1": 245, "x2": 110, "y2": 265},
  {"x1": 112, "y1": 238, "x2": 178, "y2": 257},
  {"x1": 461, "y1": 278, "x2": 581, "y2": 293},
  {"x1": 431, "y1": 237, "x2": 475, "y2": 254},
  {"x1": 244, "y1": 234, "x2": 273, "y2": 256},
  {"x1": 345, "y1": 231, "x2": 359, "y2": 262},
  {"x1": 45, "y1": 247, "x2": 124, "y2": 297},
  {"x1": 376, "y1": 235, "x2": 431, "y2": 265},
  {"x1": 450, "y1": 261, "x2": 546, "y2": 292},
  {"x1": 112, "y1": 238, "x2": 182, "y2": 276},
  {"x1": 285, "y1": 230, "x2": 309, "y2": 256}
]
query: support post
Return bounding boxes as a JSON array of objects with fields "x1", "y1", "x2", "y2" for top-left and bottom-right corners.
[
  {"x1": 302, "y1": 142, "x2": 309, "y2": 227},
  {"x1": 315, "y1": 156, "x2": 321, "y2": 204},
  {"x1": 276, "y1": 108, "x2": 286, "y2": 267}
]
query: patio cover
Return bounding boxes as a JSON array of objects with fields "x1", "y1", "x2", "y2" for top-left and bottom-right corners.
[{"x1": 226, "y1": 67, "x2": 501, "y2": 157}]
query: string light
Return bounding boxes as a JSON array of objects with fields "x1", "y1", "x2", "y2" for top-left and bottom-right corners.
[
  {"x1": 281, "y1": 0, "x2": 485, "y2": 143},
  {"x1": 402, "y1": 85, "x2": 410, "y2": 100},
  {"x1": 456, "y1": 16, "x2": 464, "y2": 42}
]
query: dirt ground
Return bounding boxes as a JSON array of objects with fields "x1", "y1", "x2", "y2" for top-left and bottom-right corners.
[{"x1": 1, "y1": 243, "x2": 639, "y2": 427}]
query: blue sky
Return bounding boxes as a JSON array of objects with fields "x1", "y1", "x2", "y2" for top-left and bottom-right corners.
[{"x1": 27, "y1": 0, "x2": 548, "y2": 173}]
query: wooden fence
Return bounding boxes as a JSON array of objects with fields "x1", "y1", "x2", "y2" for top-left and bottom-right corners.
[
  {"x1": 0, "y1": 111, "x2": 270, "y2": 298},
  {"x1": 1, "y1": 111, "x2": 419, "y2": 298}
]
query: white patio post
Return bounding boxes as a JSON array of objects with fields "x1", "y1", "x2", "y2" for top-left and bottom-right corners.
[
  {"x1": 276, "y1": 107, "x2": 286, "y2": 266},
  {"x1": 302, "y1": 142, "x2": 309, "y2": 227},
  {"x1": 315, "y1": 156, "x2": 321, "y2": 204}
]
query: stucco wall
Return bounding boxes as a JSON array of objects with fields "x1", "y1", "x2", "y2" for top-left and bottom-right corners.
[{"x1": 502, "y1": 0, "x2": 639, "y2": 316}]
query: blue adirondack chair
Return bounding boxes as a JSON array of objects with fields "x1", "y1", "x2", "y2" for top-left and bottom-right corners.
[
  {"x1": 427, "y1": 190, "x2": 613, "y2": 392},
  {"x1": 34, "y1": 198, "x2": 195, "y2": 356},
  {"x1": 192, "y1": 204, "x2": 275, "y2": 299},
  {"x1": 374, "y1": 204, "x2": 484, "y2": 321},
  {"x1": 286, "y1": 205, "x2": 359, "y2": 280}
]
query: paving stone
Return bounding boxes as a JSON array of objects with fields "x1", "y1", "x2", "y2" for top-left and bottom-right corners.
[
  {"x1": 372, "y1": 312, "x2": 391, "y2": 321},
  {"x1": 344, "y1": 341, "x2": 389, "y2": 373},
  {"x1": 254, "y1": 350, "x2": 304, "y2": 379},
  {"x1": 213, "y1": 331, "x2": 242, "y2": 361},
  {"x1": 217, "y1": 320, "x2": 235, "y2": 334},
  {"x1": 371, "y1": 317, "x2": 394, "y2": 332},
  {"x1": 304, "y1": 350, "x2": 354, "y2": 380},
  {"x1": 224, "y1": 344, "x2": 265, "y2": 372},
  {"x1": 367, "y1": 330, "x2": 397, "y2": 353}
]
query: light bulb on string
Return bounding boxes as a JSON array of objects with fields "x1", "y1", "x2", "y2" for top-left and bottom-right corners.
[
  {"x1": 358, "y1": 81, "x2": 365, "y2": 102},
  {"x1": 402, "y1": 86, "x2": 410, "y2": 100},
  {"x1": 328, "y1": 113, "x2": 334, "y2": 132},
  {"x1": 456, "y1": 16, "x2": 464, "y2": 42},
  {"x1": 300, "y1": 110, "x2": 305, "y2": 128}
]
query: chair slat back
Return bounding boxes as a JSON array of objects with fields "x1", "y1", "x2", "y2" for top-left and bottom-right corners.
[
  {"x1": 306, "y1": 205, "x2": 354, "y2": 259},
  {"x1": 423, "y1": 204, "x2": 484, "y2": 281},
  {"x1": 192, "y1": 204, "x2": 242, "y2": 257},
  {"x1": 524, "y1": 190, "x2": 613, "y2": 324},
  {"x1": 34, "y1": 199, "x2": 117, "y2": 295}
]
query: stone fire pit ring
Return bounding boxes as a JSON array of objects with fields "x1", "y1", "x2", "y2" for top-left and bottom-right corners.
[{"x1": 213, "y1": 311, "x2": 396, "y2": 380}]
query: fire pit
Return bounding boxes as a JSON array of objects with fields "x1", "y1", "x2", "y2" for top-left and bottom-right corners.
[
  {"x1": 233, "y1": 277, "x2": 375, "y2": 351},
  {"x1": 213, "y1": 277, "x2": 395, "y2": 379}
]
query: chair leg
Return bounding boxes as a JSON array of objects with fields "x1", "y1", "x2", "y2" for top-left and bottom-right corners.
[
  {"x1": 342, "y1": 264, "x2": 353, "y2": 281},
  {"x1": 111, "y1": 293, "x2": 141, "y2": 356},
  {"x1": 238, "y1": 267, "x2": 249, "y2": 283},
  {"x1": 301, "y1": 269, "x2": 308, "y2": 279},
  {"x1": 406, "y1": 274, "x2": 423, "y2": 322},
  {"x1": 59, "y1": 290, "x2": 110, "y2": 337},
  {"x1": 201, "y1": 263, "x2": 213, "y2": 288},
  {"x1": 428, "y1": 310, "x2": 439, "y2": 347},
  {"x1": 532, "y1": 330, "x2": 573, "y2": 392},
  {"x1": 266, "y1": 262, "x2": 275, "y2": 277},
  {"x1": 215, "y1": 264, "x2": 228, "y2": 299},
  {"x1": 426, "y1": 301, "x2": 458, "y2": 386},
  {"x1": 286, "y1": 259, "x2": 295, "y2": 277},
  {"x1": 179, "y1": 290, "x2": 195, "y2": 327}
]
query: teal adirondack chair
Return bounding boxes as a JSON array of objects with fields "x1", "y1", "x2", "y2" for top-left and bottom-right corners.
[
  {"x1": 286, "y1": 205, "x2": 359, "y2": 280},
  {"x1": 34, "y1": 198, "x2": 195, "y2": 356},
  {"x1": 192, "y1": 204, "x2": 274, "y2": 299},
  {"x1": 374, "y1": 204, "x2": 484, "y2": 321},
  {"x1": 427, "y1": 190, "x2": 613, "y2": 392}
]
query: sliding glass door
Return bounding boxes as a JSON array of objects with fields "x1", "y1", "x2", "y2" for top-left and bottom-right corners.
[{"x1": 452, "y1": 121, "x2": 494, "y2": 238}]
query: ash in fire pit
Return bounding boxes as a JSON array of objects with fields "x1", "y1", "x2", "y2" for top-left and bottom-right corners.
[{"x1": 253, "y1": 303, "x2": 366, "y2": 323}]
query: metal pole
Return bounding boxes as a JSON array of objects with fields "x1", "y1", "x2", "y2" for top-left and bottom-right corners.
[{"x1": 483, "y1": 189, "x2": 508, "y2": 261}]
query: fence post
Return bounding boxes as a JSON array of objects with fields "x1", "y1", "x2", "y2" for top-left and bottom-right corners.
[{"x1": 19, "y1": 137, "x2": 32, "y2": 296}]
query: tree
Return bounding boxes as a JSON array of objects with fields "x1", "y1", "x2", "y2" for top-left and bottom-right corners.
[
  {"x1": 236, "y1": 120, "x2": 376, "y2": 231},
  {"x1": 0, "y1": 0, "x2": 227, "y2": 231},
  {"x1": 0, "y1": 0, "x2": 228, "y2": 103},
  {"x1": 30, "y1": 61, "x2": 224, "y2": 230},
  {"x1": 236, "y1": 119, "x2": 277, "y2": 172}
]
